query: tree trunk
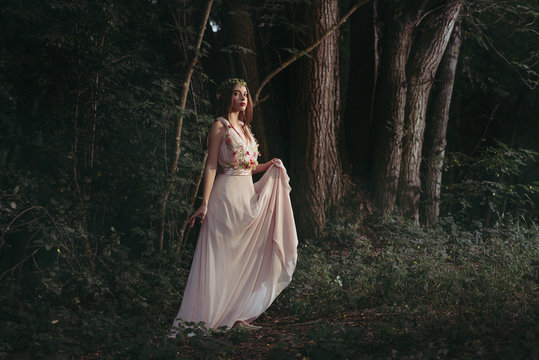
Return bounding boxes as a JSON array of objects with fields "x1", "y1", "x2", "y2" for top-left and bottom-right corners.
[
  {"x1": 398, "y1": 1, "x2": 461, "y2": 223},
  {"x1": 290, "y1": 0, "x2": 344, "y2": 237},
  {"x1": 344, "y1": 1, "x2": 377, "y2": 176},
  {"x1": 421, "y1": 22, "x2": 462, "y2": 227},
  {"x1": 371, "y1": 4, "x2": 417, "y2": 214},
  {"x1": 224, "y1": 3, "x2": 269, "y2": 158}
]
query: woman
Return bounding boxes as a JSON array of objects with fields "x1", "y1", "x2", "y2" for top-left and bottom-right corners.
[{"x1": 168, "y1": 78, "x2": 298, "y2": 336}]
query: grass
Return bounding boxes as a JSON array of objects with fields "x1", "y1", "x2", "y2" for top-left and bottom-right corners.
[
  {"x1": 164, "y1": 212, "x2": 538, "y2": 359},
  {"x1": 1, "y1": 205, "x2": 538, "y2": 359}
]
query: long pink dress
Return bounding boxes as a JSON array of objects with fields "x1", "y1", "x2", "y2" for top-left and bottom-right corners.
[{"x1": 169, "y1": 117, "x2": 298, "y2": 335}]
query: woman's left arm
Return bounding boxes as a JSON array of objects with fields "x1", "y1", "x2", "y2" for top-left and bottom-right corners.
[{"x1": 253, "y1": 158, "x2": 281, "y2": 174}]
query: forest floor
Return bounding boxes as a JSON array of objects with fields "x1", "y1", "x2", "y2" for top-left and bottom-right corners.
[
  {"x1": 231, "y1": 311, "x2": 382, "y2": 359},
  {"x1": 170, "y1": 308, "x2": 537, "y2": 359},
  {"x1": 171, "y1": 311, "x2": 382, "y2": 359},
  {"x1": 2, "y1": 190, "x2": 537, "y2": 359},
  {"x1": 164, "y1": 207, "x2": 538, "y2": 359},
  {"x1": 167, "y1": 217, "x2": 537, "y2": 360}
]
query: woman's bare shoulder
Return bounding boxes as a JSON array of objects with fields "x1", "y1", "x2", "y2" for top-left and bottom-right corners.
[
  {"x1": 210, "y1": 117, "x2": 227, "y2": 134},
  {"x1": 214, "y1": 117, "x2": 229, "y2": 127}
]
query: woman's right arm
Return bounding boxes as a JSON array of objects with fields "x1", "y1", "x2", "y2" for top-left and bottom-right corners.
[{"x1": 189, "y1": 120, "x2": 226, "y2": 227}]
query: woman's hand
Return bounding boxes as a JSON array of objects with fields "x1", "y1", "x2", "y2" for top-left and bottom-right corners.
[
  {"x1": 267, "y1": 158, "x2": 282, "y2": 168},
  {"x1": 189, "y1": 203, "x2": 208, "y2": 228},
  {"x1": 259, "y1": 158, "x2": 281, "y2": 172}
]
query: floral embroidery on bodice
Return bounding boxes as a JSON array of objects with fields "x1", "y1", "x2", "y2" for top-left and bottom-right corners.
[{"x1": 217, "y1": 117, "x2": 260, "y2": 175}]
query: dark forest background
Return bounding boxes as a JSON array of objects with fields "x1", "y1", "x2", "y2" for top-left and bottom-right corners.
[{"x1": 1, "y1": 0, "x2": 538, "y2": 358}]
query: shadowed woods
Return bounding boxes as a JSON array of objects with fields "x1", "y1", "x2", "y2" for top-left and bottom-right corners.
[{"x1": 1, "y1": 0, "x2": 538, "y2": 358}]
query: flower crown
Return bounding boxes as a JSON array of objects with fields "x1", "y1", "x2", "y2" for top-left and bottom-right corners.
[{"x1": 217, "y1": 78, "x2": 248, "y2": 95}]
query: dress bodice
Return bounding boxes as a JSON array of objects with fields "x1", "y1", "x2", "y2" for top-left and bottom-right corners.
[{"x1": 217, "y1": 117, "x2": 260, "y2": 175}]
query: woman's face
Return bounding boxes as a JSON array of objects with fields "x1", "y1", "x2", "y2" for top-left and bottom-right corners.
[{"x1": 230, "y1": 84, "x2": 248, "y2": 113}]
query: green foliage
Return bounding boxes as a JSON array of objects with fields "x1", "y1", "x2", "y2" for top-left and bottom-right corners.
[
  {"x1": 456, "y1": 0, "x2": 539, "y2": 194},
  {"x1": 5, "y1": 181, "x2": 536, "y2": 359},
  {"x1": 0, "y1": 0, "x2": 213, "y2": 357},
  {"x1": 462, "y1": 0, "x2": 539, "y2": 89},
  {"x1": 169, "y1": 322, "x2": 251, "y2": 359},
  {"x1": 0, "y1": 241, "x2": 188, "y2": 357},
  {"x1": 2, "y1": 190, "x2": 537, "y2": 358},
  {"x1": 268, "y1": 214, "x2": 538, "y2": 358},
  {"x1": 444, "y1": 141, "x2": 539, "y2": 224}
]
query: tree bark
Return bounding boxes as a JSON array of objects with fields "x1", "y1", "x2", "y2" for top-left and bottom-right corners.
[
  {"x1": 224, "y1": 4, "x2": 269, "y2": 158},
  {"x1": 344, "y1": 1, "x2": 377, "y2": 176},
  {"x1": 290, "y1": 0, "x2": 344, "y2": 237},
  {"x1": 253, "y1": 0, "x2": 368, "y2": 106},
  {"x1": 421, "y1": 22, "x2": 462, "y2": 226},
  {"x1": 398, "y1": 2, "x2": 461, "y2": 223},
  {"x1": 371, "y1": 4, "x2": 417, "y2": 214}
]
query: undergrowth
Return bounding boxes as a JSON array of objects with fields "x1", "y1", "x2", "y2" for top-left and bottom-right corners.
[
  {"x1": 268, "y1": 215, "x2": 538, "y2": 359},
  {"x1": 1, "y1": 214, "x2": 537, "y2": 359}
]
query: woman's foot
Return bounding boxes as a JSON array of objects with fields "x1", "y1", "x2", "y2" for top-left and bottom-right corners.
[{"x1": 233, "y1": 320, "x2": 261, "y2": 330}]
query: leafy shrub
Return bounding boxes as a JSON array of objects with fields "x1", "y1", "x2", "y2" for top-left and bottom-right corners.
[
  {"x1": 269, "y1": 214, "x2": 538, "y2": 358},
  {"x1": 444, "y1": 141, "x2": 539, "y2": 225}
]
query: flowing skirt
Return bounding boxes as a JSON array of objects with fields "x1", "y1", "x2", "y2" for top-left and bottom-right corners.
[{"x1": 169, "y1": 163, "x2": 298, "y2": 334}]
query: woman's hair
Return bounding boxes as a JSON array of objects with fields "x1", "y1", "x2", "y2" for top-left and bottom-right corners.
[{"x1": 216, "y1": 78, "x2": 253, "y2": 140}]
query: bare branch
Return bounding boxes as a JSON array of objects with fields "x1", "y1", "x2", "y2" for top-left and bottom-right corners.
[
  {"x1": 0, "y1": 248, "x2": 40, "y2": 282},
  {"x1": 253, "y1": 0, "x2": 370, "y2": 106},
  {"x1": 158, "y1": 0, "x2": 214, "y2": 251}
]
